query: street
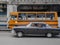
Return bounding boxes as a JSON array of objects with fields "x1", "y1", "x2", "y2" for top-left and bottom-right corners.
[{"x1": 0, "y1": 31, "x2": 59, "y2": 45}]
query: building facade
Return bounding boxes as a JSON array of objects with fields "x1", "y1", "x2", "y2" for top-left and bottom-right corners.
[{"x1": 0, "y1": 0, "x2": 60, "y2": 29}]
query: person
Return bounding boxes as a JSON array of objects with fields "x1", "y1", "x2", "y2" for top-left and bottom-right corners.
[
  {"x1": 41, "y1": 24, "x2": 46, "y2": 28},
  {"x1": 21, "y1": 14, "x2": 26, "y2": 20},
  {"x1": 50, "y1": 15, "x2": 54, "y2": 20}
]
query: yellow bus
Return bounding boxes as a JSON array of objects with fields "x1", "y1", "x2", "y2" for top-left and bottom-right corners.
[{"x1": 8, "y1": 12, "x2": 58, "y2": 29}]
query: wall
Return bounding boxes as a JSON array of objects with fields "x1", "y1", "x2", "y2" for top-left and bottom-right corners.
[
  {"x1": 7, "y1": 5, "x2": 17, "y2": 21},
  {"x1": 58, "y1": 17, "x2": 60, "y2": 27},
  {"x1": 0, "y1": 0, "x2": 60, "y2": 28}
]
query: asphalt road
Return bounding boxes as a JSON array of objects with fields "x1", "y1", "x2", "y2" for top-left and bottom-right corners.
[{"x1": 0, "y1": 31, "x2": 60, "y2": 45}]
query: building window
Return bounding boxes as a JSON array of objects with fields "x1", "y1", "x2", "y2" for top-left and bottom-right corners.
[
  {"x1": 53, "y1": 0, "x2": 58, "y2": 2},
  {"x1": 0, "y1": 4, "x2": 7, "y2": 16}
]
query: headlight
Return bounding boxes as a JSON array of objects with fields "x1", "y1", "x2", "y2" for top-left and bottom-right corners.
[
  {"x1": 11, "y1": 29, "x2": 17, "y2": 35},
  {"x1": 11, "y1": 29, "x2": 15, "y2": 34}
]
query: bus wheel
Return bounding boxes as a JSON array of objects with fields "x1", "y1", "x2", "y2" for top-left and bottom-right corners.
[
  {"x1": 46, "y1": 33, "x2": 52, "y2": 38},
  {"x1": 17, "y1": 32, "x2": 23, "y2": 37}
]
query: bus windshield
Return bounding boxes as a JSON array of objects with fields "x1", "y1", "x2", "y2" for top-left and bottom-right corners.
[
  {"x1": 11, "y1": 15, "x2": 17, "y2": 20},
  {"x1": 18, "y1": 13, "x2": 26, "y2": 20}
]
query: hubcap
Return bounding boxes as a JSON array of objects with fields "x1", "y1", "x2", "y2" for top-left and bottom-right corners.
[
  {"x1": 47, "y1": 33, "x2": 52, "y2": 37},
  {"x1": 18, "y1": 32, "x2": 23, "y2": 37}
]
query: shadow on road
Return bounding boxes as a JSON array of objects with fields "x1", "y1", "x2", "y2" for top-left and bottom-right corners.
[{"x1": 13, "y1": 35, "x2": 60, "y2": 39}]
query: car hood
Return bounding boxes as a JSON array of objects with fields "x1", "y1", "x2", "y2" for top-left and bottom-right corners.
[{"x1": 13, "y1": 26, "x2": 26, "y2": 28}]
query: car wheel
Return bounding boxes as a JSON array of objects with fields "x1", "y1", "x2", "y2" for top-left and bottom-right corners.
[
  {"x1": 47, "y1": 33, "x2": 52, "y2": 38},
  {"x1": 17, "y1": 32, "x2": 23, "y2": 37}
]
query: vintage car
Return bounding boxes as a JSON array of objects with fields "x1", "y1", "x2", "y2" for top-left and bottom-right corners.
[{"x1": 12, "y1": 22, "x2": 60, "y2": 37}]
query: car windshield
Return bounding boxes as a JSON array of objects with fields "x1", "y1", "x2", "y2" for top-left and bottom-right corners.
[{"x1": 31, "y1": 23, "x2": 46, "y2": 28}]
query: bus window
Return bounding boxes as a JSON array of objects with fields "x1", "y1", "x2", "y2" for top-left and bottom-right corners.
[
  {"x1": 37, "y1": 13, "x2": 45, "y2": 20},
  {"x1": 46, "y1": 13, "x2": 54, "y2": 20},
  {"x1": 18, "y1": 13, "x2": 26, "y2": 20},
  {"x1": 27, "y1": 14, "x2": 36, "y2": 20},
  {"x1": 11, "y1": 15, "x2": 17, "y2": 20}
]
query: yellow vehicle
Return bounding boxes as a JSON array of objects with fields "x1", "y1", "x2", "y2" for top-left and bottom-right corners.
[{"x1": 8, "y1": 12, "x2": 58, "y2": 29}]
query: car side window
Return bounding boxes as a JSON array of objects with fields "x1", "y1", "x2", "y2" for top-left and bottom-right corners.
[
  {"x1": 31, "y1": 23, "x2": 46, "y2": 28},
  {"x1": 31, "y1": 23, "x2": 38, "y2": 27}
]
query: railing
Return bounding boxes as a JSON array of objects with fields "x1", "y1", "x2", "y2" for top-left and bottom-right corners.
[{"x1": 10, "y1": 0, "x2": 60, "y2": 4}]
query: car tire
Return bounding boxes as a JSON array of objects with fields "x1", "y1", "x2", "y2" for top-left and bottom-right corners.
[
  {"x1": 46, "y1": 33, "x2": 52, "y2": 38},
  {"x1": 17, "y1": 32, "x2": 23, "y2": 37}
]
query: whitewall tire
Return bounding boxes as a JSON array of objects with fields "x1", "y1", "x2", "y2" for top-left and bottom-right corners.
[
  {"x1": 17, "y1": 32, "x2": 23, "y2": 37},
  {"x1": 47, "y1": 33, "x2": 52, "y2": 37}
]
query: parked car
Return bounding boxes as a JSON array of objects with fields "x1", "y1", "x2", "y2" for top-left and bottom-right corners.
[{"x1": 12, "y1": 22, "x2": 60, "y2": 37}]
